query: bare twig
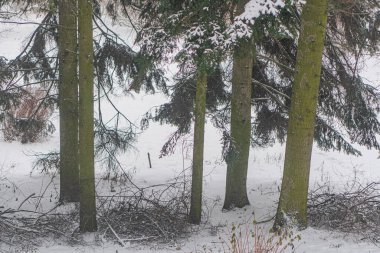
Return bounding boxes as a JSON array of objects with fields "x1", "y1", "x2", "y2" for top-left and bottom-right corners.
[
  {"x1": 17, "y1": 193, "x2": 35, "y2": 210},
  {"x1": 105, "y1": 219, "x2": 128, "y2": 247}
]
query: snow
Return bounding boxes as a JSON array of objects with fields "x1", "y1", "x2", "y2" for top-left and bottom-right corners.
[
  {"x1": 225, "y1": 0, "x2": 286, "y2": 45},
  {"x1": 140, "y1": 0, "x2": 300, "y2": 64},
  {"x1": 2, "y1": 93, "x2": 380, "y2": 252},
  {"x1": 2, "y1": 7, "x2": 380, "y2": 253}
]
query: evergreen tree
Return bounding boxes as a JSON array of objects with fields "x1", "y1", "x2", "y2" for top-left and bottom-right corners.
[
  {"x1": 274, "y1": 0, "x2": 329, "y2": 229},
  {"x1": 223, "y1": 0, "x2": 255, "y2": 210},
  {"x1": 0, "y1": 0, "x2": 144, "y2": 175},
  {"x1": 138, "y1": 0, "x2": 230, "y2": 223},
  {"x1": 78, "y1": 0, "x2": 97, "y2": 232},
  {"x1": 189, "y1": 64, "x2": 208, "y2": 224},
  {"x1": 58, "y1": 0, "x2": 80, "y2": 203},
  {"x1": 147, "y1": 0, "x2": 380, "y2": 165},
  {"x1": 138, "y1": 0, "x2": 295, "y2": 212},
  {"x1": 250, "y1": 0, "x2": 380, "y2": 155}
]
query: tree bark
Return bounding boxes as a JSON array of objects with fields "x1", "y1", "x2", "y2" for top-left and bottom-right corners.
[
  {"x1": 189, "y1": 67, "x2": 208, "y2": 224},
  {"x1": 58, "y1": 0, "x2": 79, "y2": 203},
  {"x1": 223, "y1": 0, "x2": 254, "y2": 210},
  {"x1": 78, "y1": 0, "x2": 97, "y2": 232},
  {"x1": 274, "y1": 0, "x2": 328, "y2": 229}
]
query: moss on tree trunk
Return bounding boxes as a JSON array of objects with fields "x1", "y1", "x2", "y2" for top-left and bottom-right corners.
[
  {"x1": 189, "y1": 67, "x2": 208, "y2": 224},
  {"x1": 58, "y1": 0, "x2": 79, "y2": 203},
  {"x1": 78, "y1": 0, "x2": 97, "y2": 232},
  {"x1": 274, "y1": 0, "x2": 328, "y2": 229},
  {"x1": 223, "y1": 0, "x2": 254, "y2": 210}
]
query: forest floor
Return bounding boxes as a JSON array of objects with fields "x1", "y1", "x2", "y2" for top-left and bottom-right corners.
[{"x1": 2, "y1": 95, "x2": 380, "y2": 253}]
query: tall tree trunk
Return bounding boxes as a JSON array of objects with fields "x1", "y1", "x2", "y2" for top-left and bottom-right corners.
[
  {"x1": 78, "y1": 0, "x2": 97, "y2": 232},
  {"x1": 274, "y1": 0, "x2": 328, "y2": 229},
  {"x1": 189, "y1": 67, "x2": 208, "y2": 224},
  {"x1": 223, "y1": 0, "x2": 254, "y2": 210},
  {"x1": 58, "y1": 0, "x2": 79, "y2": 203}
]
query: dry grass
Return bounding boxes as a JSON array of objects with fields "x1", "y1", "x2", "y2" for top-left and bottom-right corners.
[{"x1": 221, "y1": 222, "x2": 300, "y2": 253}]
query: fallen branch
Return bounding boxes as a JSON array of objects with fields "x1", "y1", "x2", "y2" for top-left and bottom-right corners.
[
  {"x1": 105, "y1": 219, "x2": 128, "y2": 247},
  {"x1": 308, "y1": 181, "x2": 380, "y2": 243}
]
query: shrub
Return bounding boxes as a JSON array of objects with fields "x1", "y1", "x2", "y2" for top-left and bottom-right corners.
[
  {"x1": 308, "y1": 181, "x2": 380, "y2": 242},
  {"x1": 2, "y1": 88, "x2": 54, "y2": 143}
]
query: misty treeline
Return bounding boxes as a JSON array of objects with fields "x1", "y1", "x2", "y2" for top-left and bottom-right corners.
[{"x1": 0, "y1": 0, "x2": 379, "y2": 235}]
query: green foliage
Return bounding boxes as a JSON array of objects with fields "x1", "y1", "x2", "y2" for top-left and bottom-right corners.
[
  {"x1": 31, "y1": 151, "x2": 60, "y2": 174},
  {"x1": 94, "y1": 117, "x2": 136, "y2": 172},
  {"x1": 251, "y1": 0, "x2": 380, "y2": 155},
  {"x1": 0, "y1": 1, "x2": 143, "y2": 166},
  {"x1": 95, "y1": 39, "x2": 138, "y2": 90},
  {"x1": 146, "y1": 0, "x2": 380, "y2": 157},
  {"x1": 142, "y1": 67, "x2": 228, "y2": 156}
]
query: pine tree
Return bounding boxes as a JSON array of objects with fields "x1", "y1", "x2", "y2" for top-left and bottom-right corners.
[
  {"x1": 189, "y1": 64, "x2": 208, "y2": 224},
  {"x1": 274, "y1": 0, "x2": 329, "y2": 229},
  {"x1": 139, "y1": 0, "x2": 230, "y2": 224},
  {"x1": 138, "y1": 0, "x2": 290, "y2": 214},
  {"x1": 78, "y1": 0, "x2": 97, "y2": 232},
  {"x1": 0, "y1": 0, "x2": 144, "y2": 180},
  {"x1": 223, "y1": 0, "x2": 255, "y2": 210},
  {"x1": 146, "y1": 1, "x2": 380, "y2": 183},
  {"x1": 58, "y1": 0, "x2": 80, "y2": 203}
]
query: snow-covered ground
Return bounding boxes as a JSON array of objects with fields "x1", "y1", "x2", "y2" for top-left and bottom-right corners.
[
  {"x1": 2, "y1": 94, "x2": 380, "y2": 253},
  {"x1": 2, "y1": 12, "x2": 380, "y2": 253}
]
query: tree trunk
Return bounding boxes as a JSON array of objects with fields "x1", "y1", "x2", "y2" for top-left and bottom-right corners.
[
  {"x1": 274, "y1": 0, "x2": 328, "y2": 229},
  {"x1": 78, "y1": 0, "x2": 97, "y2": 232},
  {"x1": 58, "y1": 0, "x2": 79, "y2": 203},
  {"x1": 189, "y1": 67, "x2": 208, "y2": 224},
  {"x1": 223, "y1": 0, "x2": 254, "y2": 210}
]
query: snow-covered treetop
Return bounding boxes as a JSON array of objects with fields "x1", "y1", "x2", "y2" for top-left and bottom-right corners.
[
  {"x1": 138, "y1": 0, "x2": 302, "y2": 68},
  {"x1": 225, "y1": 0, "x2": 291, "y2": 46}
]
